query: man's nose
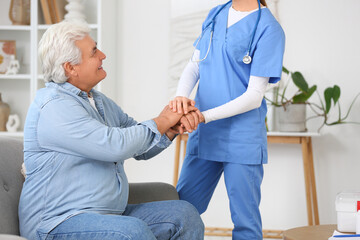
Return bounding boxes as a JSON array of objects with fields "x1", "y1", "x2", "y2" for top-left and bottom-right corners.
[{"x1": 99, "y1": 50, "x2": 106, "y2": 60}]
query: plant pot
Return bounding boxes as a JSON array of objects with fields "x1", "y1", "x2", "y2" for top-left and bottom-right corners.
[{"x1": 274, "y1": 103, "x2": 307, "y2": 132}]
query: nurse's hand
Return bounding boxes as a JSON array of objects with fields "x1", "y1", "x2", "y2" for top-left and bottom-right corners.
[
  {"x1": 170, "y1": 109, "x2": 205, "y2": 134},
  {"x1": 169, "y1": 96, "x2": 195, "y2": 114}
]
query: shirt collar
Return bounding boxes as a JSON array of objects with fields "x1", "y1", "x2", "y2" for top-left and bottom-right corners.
[{"x1": 46, "y1": 81, "x2": 95, "y2": 98}]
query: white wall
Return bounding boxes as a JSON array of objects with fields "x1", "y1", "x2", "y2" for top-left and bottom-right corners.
[
  {"x1": 101, "y1": 0, "x2": 360, "y2": 232},
  {"x1": 100, "y1": 0, "x2": 118, "y2": 101},
  {"x1": 265, "y1": 0, "x2": 360, "y2": 229},
  {"x1": 113, "y1": 0, "x2": 175, "y2": 185}
]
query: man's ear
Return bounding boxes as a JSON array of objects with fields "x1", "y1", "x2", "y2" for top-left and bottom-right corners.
[{"x1": 63, "y1": 62, "x2": 77, "y2": 78}]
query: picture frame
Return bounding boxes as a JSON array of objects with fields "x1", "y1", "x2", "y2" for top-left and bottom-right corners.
[{"x1": 0, "y1": 40, "x2": 16, "y2": 74}]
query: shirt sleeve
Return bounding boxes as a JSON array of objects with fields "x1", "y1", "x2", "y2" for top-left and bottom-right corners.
[
  {"x1": 37, "y1": 97, "x2": 164, "y2": 163},
  {"x1": 133, "y1": 121, "x2": 172, "y2": 160},
  {"x1": 95, "y1": 90, "x2": 138, "y2": 128},
  {"x1": 202, "y1": 76, "x2": 269, "y2": 123},
  {"x1": 250, "y1": 24, "x2": 285, "y2": 84},
  {"x1": 176, "y1": 50, "x2": 200, "y2": 97}
]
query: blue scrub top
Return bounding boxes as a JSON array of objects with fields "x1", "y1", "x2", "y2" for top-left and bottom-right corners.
[{"x1": 187, "y1": 4, "x2": 285, "y2": 164}]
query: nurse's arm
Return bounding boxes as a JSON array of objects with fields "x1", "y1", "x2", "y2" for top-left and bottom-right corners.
[
  {"x1": 170, "y1": 50, "x2": 201, "y2": 113},
  {"x1": 202, "y1": 76, "x2": 269, "y2": 123}
]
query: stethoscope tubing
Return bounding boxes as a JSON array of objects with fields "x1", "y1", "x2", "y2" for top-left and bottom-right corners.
[
  {"x1": 191, "y1": 0, "x2": 261, "y2": 64},
  {"x1": 246, "y1": 0, "x2": 261, "y2": 56}
]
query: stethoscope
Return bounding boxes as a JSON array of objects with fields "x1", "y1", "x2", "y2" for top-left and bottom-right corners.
[{"x1": 191, "y1": 0, "x2": 262, "y2": 64}]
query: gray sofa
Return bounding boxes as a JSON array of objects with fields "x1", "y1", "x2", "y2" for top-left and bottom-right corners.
[{"x1": 0, "y1": 137, "x2": 179, "y2": 240}]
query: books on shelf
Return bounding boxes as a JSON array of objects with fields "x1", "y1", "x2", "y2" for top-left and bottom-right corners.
[
  {"x1": 40, "y1": 0, "x2": 52, "y2": 24},
  {"x1": 40, "y1": 0, "x2": 67, "y2": 24},
  {"x1": 52, "y1": 0, "x2": 67, "y2": 23}
]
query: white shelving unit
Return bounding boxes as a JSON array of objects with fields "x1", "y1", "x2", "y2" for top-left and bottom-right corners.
[{"x1": 0, "y1": 0, "x2": 102, "y2": 137}]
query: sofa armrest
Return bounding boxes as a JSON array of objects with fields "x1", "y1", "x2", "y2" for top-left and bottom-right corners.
[
  {"x1": 128, "y1": 182, "x2": 179, "y2": 204},
  {"x1": 0, "y1": 234, "x2": 27, "y2": 240}
]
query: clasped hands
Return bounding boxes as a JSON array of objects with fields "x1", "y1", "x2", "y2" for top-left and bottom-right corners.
[
  {"x1": 153, "y1": 97, "x2": 204, "y2": 137},
  {"x1": 169, "y1": 96, "x2": 205, "y2": 134}
]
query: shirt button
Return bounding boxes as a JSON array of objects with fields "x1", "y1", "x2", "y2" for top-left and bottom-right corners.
[{"x1": 3, "y1": 184, "x2": 9, "y2": 192}]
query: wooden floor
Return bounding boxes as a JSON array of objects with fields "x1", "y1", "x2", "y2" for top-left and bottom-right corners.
[{"x1": 205, "y1": 227, "x2": 283, "y2": 239}]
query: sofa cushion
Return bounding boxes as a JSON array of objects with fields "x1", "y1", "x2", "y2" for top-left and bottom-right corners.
[{"x1": 0, "y1": 137, "x2": 24, "y2": 235}]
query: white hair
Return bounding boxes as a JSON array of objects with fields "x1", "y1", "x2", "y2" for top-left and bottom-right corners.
[{"x1": 38, "y1": 21, "x2": 91, "y2": 83}]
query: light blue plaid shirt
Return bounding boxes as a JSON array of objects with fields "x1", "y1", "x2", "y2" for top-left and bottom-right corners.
[{"x1": 19, "y1": 81, "x2": 172, "y2": 240}]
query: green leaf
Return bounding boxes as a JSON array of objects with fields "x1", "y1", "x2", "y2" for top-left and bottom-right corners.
[
  {"x1": 282, "y1": 66, "x2": 289, "y2": 74},
  {"x1": 292, "y1": 85, "x2": 317, "y2": 103},
  {"x1": 293, "y1": 93, "x2": 308, "y2": 103},
  {"x1": 307, "y1": 85, "x2": 317, "y2": 99},
  {"x1": 332, "y1": 85, "x2": 341, "y2": 105},
  {"x1": 324, "y1": 87, "x2": 333, "y2": 114},
  {"x1": 292, "y1": 72, "x2": 308, "y2": 92}
]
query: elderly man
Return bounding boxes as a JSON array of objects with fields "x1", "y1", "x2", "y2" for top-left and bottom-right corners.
[{"x1": 19, "y1": 21, "x2": 204, "y2": 240}]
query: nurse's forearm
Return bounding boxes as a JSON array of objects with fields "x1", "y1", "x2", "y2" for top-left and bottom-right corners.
[
  {"x1": 175, "y1": 50, "x2": 200, "y2": 97},
  {"x1": 202, "y1": 76, "x2": 269, "y2": 123}
]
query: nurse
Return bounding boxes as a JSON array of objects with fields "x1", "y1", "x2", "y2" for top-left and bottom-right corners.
[{"x1": 169, "y1": 0, "x2": 285, "y2": 239}]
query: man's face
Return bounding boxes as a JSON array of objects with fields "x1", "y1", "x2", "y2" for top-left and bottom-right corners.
[{"x1": 71, "y1": 35, "x2": 106, "y2": 91}]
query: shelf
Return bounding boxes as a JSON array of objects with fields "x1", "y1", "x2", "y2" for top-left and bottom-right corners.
[
  {"x1": 0, "y1": 131, "x2": 24, "y2": 138},
  {"x1": 0, "y1": 25, "x2": 31, "y2": 31},
  {"x1": 38, "y1": 24, "x2": 98, "y2": 30},
  {"x1": 0, "y1": 0, "x2": 101, "y2": 133},
  {"x1": 0, "y1": 74, "x2": 31, "y2": 79}
]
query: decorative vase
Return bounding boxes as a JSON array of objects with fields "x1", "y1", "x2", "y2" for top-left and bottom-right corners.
[
  {"x1": 64, "y1": 0, "x2": 86, "y2": 23},
  {"x1": 274, "y1": 103, "x2": 307, "y2": 132},
  {"x1": 6, "y1": 114, "x2": 20, "y2": 132},
  {"x1": 9, "y1": 0, "x2": 31, "y2": 25},
  {"x1": 0, "y1": 93, "x2": 11, "y2": 131},
  {"x1": 5, "y1": 55, "x2": 20, "y2": 75}
]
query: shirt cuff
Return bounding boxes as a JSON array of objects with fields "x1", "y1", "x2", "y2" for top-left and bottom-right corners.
[
  {"x1": 138, "y1": 120, "x2": 162, "y2": 150},
  {"x1": 158, "y1": 133, "x2": 173, "y2": 148},
  {"x1": 202, "y1": 110, "x2": 212, "y2": 124},
  {"x1": 145, "y1": 120, "x2": 173, "y2": 148},
  {"x1": 139, "y1": 119, "x2": 172, "y2": 149}
]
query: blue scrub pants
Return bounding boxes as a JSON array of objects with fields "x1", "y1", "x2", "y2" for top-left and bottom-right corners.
[{"x1": 176, "y1": 154, "x2": 264, "y2": 240}]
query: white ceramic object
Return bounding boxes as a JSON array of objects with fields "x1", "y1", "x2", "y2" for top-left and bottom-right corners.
[
  {"x1": 64, "y1": 0, "x2": 86, "y2": 23},
  {"x1": 5, "y1": 55, "x2": 20, "y2": 75},
  {"x1": 6, "y1": 114, "x2": 20, "y2": 132}
]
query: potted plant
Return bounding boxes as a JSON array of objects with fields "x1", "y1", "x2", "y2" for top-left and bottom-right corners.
[{"x1": 266, "y1": 67, "x2": 360, "y2": 132}]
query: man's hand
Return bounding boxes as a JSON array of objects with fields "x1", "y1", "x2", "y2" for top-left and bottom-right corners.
[
  {"x1": 154, "y1": 105, "x2": 204, "y2": 135},
  {"x1": 153, "y1": 105, "x2": 183, "y2": 135}
]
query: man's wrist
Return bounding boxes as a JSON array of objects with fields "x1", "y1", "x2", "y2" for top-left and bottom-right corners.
[
  {"x1": 153, "y1": 116, "x2": 170, "y2": 135},
  {"x1": 165, "y1": 131, "x2": 176, "y2": 141}
]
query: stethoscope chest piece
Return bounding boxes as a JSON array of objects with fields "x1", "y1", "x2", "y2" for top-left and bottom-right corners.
[{"x1": 243, "y1": 54, "x2": 252, "y2": 64}]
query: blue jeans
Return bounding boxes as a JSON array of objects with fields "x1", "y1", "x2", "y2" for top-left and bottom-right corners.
[{"x1": 37, "y1": 200, "x2": 204, "y2": 240}]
